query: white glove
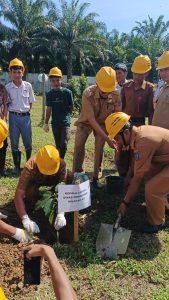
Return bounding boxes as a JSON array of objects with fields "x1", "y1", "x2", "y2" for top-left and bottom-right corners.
[
  {"x1": 12, "y1": 228, "x2": 33, "y2": 242},
  {"x1": 0, "y1": 212, "x2": 7, "y2": 219},
  {"x1": 43, "y1": 124, "x2": 49, "y2": 133},
  {"x1": 54, "y1": 213, "x2": 66, "y2": 231},
  {"x1": 22, "y1": 215, "x2": 40, "y2": 234}
]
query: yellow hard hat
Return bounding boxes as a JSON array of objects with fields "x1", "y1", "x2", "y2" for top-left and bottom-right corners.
[
  {"x1": 9, "y1": 58, "x2": 25, "y2": 71},
  {"x1": 0, "y1": 287, "x2": 7, "y2": 300},
  {"x1": 0, "y1": 119, "x2": 8, "y2": 149},
  {"x1": 49, "y1": 67, "x2": 62, "y2": 77},
  {"x1": 9, "y1": 58, "x2": 24, "y2": 71},
  {"x1": 96, "y1": 66, "x2": 116, "y2": 92},
  {"x1": 36, "y1": 145, "x2": 60, "y2": 175},
  {"x1": 131, "y1": 55, "x2": 152, "y2": 74},
  {"x1": 105, "y1": 112, "x2": 131, "y2": 139},
  {"x1": 157, "y1": 51, "x2": 169, "y2": 69}
]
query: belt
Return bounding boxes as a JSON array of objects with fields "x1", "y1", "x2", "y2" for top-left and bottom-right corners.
[{"x1": 10, "y1": 111, "x2": 30, "y2": 116}]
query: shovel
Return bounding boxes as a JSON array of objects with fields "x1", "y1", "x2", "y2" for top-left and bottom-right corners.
[{"x1": 96, "y1": 214, "x2": 131, "y2": 259}]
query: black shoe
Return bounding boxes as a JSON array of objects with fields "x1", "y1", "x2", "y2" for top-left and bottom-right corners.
[
  {"x1": 0, "y1": 170, "x2": 9, "y2": 177},
  {"x1": 12, "y1": 150, "x2": 21, "y2": 175},
  {"x1": 11, "y1": 167, "x2": 20, "y2": 176},
  {"x1": 92, "y1": 177, "x2": 102, "y2": 189},
  {"x1": 26, "y1": 149, "x2": 32, "y2": 161},
  {"x1": 141, "y1": 223, "x2": 166, "y2": 234}
]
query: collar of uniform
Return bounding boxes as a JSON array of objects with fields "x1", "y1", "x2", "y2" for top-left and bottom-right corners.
[
  {"x1": 127, "y1": 80, "x2": 146, "y2": 90},
  {"x1": 130, "y1": 126, "x2": 138, "y2": 150},
  {"x1": 134, "y1": 80, "x2": 146, "y2": 91},
  {"x1": 11, "y1": 80, "x2": 24, "y2": 89},
  {"x1": 141, "y1": 80, "x2": 146, "y2": 90}
]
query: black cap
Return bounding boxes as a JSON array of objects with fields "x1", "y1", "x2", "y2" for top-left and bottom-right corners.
[{"x1": 114, "y1": 63, "x2": 127, "y2": 72}]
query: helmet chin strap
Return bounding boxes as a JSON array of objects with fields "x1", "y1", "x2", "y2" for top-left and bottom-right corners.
[{"x1": 120, "y1": 132, "x2": 129, "y2": 151}]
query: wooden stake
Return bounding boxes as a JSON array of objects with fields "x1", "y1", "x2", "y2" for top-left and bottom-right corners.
[{"x1": 74, "y1": 211, "x2": 79, "y2": 241}]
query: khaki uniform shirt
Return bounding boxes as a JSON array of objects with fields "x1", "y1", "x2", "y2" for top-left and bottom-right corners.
[
  {"x1": 130, "y1": 125, "x2": 169, "y2": 175},
  {"x1": 75, "y1": 85, "x2": 121, "y2": 126},
  {"x1": 152, "y1": 83, "x2": 169, "y2": 129},
  {"x1": 17, "y1": 155, "x2": 67, "y2": 191},
  {"x1": 121, "y1": 80, "x2": 154, "y2": 121}
]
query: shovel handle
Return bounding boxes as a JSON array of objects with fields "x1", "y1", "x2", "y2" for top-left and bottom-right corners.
[{"x1": 114, "y1": 214, "x2": 122, "y2": 230}]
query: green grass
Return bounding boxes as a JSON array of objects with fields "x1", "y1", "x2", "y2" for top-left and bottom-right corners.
[{"x1": 1, "y1": 96, "x2": 169, "y2": 300}]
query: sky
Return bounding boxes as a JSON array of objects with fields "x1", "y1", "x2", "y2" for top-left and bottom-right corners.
[{"x1": 79, "y1": 0, "x2": 169, "y2": 33}]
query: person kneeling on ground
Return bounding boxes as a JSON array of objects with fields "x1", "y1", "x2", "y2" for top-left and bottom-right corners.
[
  {"x1": 0, "y1": 212, "x2": 32, "y2": 242},
  {"x1": 24, "y1": 244, "x2": 77, "y2": 300},
  {"x1": 14, "y1": 145, "x2": 73, "y2": 234},
  {"x1": 105, "y1": 112, "x2": 169, "y2": 234}
]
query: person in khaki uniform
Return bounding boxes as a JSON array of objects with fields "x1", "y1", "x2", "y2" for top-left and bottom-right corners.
[
  {"x1": 152, "y1": 51, "x2": 169, "y2": 211},
  {"x1": 121, "y1": 55, "x2": 154, "y2": 126},
  {"x1": 14, "y1": 145, "x2": 73, "y2": 234},
  {"x1": 117, "y1": 55, "x2": 154, "y2": 178},
  {"x1": 152, "y1": 51, "x2": 169, "y2": 129},
  {"x1": 105, "y1": 112, "x2": 169, "y2": 233},
  {"x1": 73, "y1": 66, "x2": 121, "y2": 189}
]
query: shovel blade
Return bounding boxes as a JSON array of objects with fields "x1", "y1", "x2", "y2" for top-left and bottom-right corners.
[
  {"x1": 96, "y1": 223, "x2": 113, "y2": 251},
  {"x1": 96, "y1": 223, "x2": 118, "y2": 259},
  {"x1": 96, "y1": 223, "x2": 131, "y2": 258},
  {"x1": 113, "y1": 227, "x2": 131, "y2": 254}
]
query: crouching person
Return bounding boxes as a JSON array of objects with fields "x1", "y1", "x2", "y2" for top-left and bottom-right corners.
[{"x1": 14, "y1": 145, "x2": 73, "y2": 234}]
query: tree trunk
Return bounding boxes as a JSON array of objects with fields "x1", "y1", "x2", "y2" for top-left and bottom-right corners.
[{"x1": 67, "y1": 47, "x2": 73, "y2": 81}]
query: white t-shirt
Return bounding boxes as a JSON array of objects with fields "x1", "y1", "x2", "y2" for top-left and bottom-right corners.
[{"x1": 6, "y1": 81, "x2": 35, "y2": 113}]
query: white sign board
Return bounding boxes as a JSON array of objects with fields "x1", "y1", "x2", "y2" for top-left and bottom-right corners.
[{"x1": 58, "y1": 180, "x2": 91, "y2": 213}]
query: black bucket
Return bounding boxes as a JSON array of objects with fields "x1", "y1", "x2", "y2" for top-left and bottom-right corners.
[{"x1": 105, "y1": 175, "x2": 124, "y2": 195}]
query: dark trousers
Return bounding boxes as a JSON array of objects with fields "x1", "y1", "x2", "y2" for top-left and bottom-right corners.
[
  {"x1": 52, "y1": 126, "x2": 70, "y2": 159},
  {"x1": 0, "y1": 138, "x2": 8, "y2": 174}
]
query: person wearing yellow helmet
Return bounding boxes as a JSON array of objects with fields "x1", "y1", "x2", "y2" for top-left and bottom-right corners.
[
  {"x1": 5, "y1": 58, "x2": 35, "y2": 175},
  {"x1": 43, "y1": 67, "x2": 73, "y2": 159},
  {"x1": 152, "y1": 51, "x2": 169, "y2": 211},
  {"x1": 0, "y1": 83, "x2": 11, "y2": 176},
  {"x1": 73, "y1": 66, "x2": 121, "y2": 189},
  {"x1": 14, "y1": 145, "x2": 73, "y2": 234},
  {"x1": 152, "y1": 51, "x2": 169, "y2": 130},
  {"x1": 105, "y1": 112, "x2": 169, "y2": 234},
  {"x1": 121, "y1": 55, "x2": 154, "y2": 126},
  {"x1": 116, "y1": 55, "x2": 154, "y2": 178}
]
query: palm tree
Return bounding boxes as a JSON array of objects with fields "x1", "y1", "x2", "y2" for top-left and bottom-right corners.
[
  {"x1": 48, "y1": 0, "x2": 107, "y2": 80},
  {"x1": 132, "y1": 15, "x2": 169, "y2": 80},
  {"x1": 0, "y1": 0, "x2": 51, "y2": 70}
]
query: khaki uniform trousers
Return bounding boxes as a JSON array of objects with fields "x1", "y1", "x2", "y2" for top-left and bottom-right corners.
[
  {"x1": 73, "y1": 124, "x2": 105, "y2": 178},
  {"x1": 145, "y1": 164, "x2": 169, "y2": 225}
]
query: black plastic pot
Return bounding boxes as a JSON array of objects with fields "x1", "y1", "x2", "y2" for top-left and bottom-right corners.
[{"x1": 105, "y1": 175, "x2": 124, "y2": 194}]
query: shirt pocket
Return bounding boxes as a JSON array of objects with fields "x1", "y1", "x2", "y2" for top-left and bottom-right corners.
[{"x1": 22, "y1": 89, "x2": 29, "y2": 98}]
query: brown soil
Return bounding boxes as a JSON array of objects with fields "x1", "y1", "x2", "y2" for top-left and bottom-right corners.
[{"x1": 0, "y1": 237, "x2": 51, "y2": 300}]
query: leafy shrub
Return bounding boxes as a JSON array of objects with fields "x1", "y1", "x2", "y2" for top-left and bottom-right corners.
[{"x1": 67, "y1": 74, "x2": 88, "y2": 116}]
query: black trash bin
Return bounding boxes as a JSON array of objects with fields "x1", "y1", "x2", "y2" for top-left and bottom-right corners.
[{"x1": 105, "y1": 175, "x2": 124, "y2": 194}]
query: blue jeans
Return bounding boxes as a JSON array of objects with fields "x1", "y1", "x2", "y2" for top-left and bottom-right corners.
[{"x1": 9, "y1": 112, "x2": 32, "y2": 152}]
